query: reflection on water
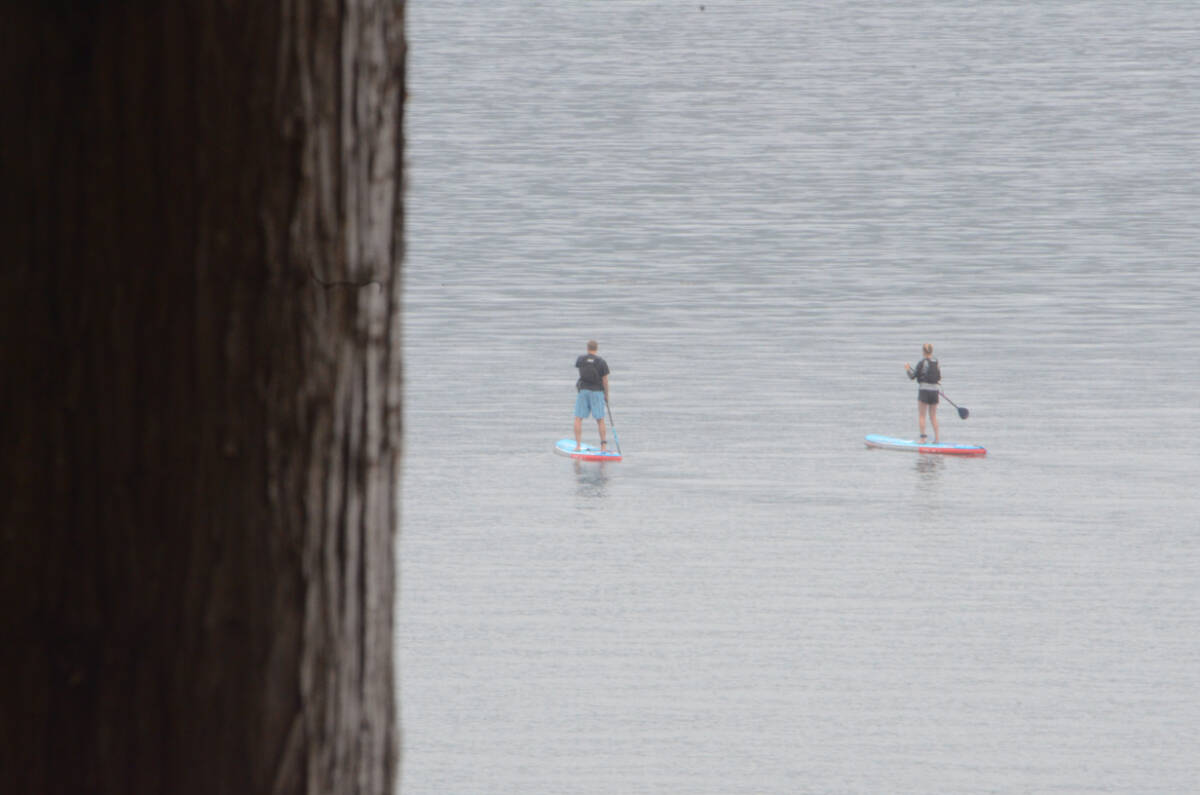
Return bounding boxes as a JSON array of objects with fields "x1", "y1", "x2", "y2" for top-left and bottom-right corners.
[
  {"x1": 572, "y1": 459, "x2": 610, "y2": 499},
  {"x1": 913, "y1": 455, "x2": 944, "y2": 524},
  {"x1": 914, "y1": 454, "x2": 944, "y2": 481}
]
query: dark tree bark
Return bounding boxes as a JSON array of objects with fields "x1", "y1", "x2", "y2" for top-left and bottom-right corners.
[{"x1": 2, "y1": 2, "x2": 404, "y2": 793}]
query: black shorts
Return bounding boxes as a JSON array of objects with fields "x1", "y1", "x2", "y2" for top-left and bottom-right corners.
[{"x1": 918, "y1": 389, "x2": 939, "y2": 405}]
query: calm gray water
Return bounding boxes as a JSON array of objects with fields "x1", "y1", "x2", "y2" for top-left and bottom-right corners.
[{"x1": 400, "y1": 2, "x2": 1200, "y2": 792}]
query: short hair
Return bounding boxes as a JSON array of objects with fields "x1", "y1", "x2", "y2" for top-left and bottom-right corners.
[
  {"x1": 922, "y1": 343, "x2": 933, "y2": 355},
  {"x1": 587, "y1": 340, "x2": 598, "y2": 351}
]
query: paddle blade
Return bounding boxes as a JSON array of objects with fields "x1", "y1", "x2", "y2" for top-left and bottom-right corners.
[{"x1": 958, "y1": 407, "x2": 969, "y2": 419}]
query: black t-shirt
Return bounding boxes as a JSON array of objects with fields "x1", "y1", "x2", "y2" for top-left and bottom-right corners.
[{"x1": 575, "y1": 354, "x2": 609, "y2": 392}]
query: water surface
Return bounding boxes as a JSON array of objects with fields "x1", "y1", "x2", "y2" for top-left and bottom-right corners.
[{"x1": 402, "y1": 2, "x2": 1200, "y2": 792}]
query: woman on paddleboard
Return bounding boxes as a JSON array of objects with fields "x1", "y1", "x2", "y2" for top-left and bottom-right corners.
[{"x1": 905, "y1": 343, "x2": 940, "y2": 443}]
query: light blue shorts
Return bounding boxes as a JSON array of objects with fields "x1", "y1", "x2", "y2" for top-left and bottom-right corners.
[{"x1": 574, "y1": 390, "x2": 606, "y2": 419}]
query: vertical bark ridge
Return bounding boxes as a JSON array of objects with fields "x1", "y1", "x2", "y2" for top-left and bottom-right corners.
[{"x1": 2, "y1": 2, "x2": 402, "y2": 793}]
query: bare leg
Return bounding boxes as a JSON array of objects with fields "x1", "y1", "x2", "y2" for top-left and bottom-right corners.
[
  {"x1": 930, "y1": 404, "x2": 939, "y2": 443},
  {"x1": 918, "y1": 402, "x2": 928, "y2": 439},
  {"x1": 597, "y1": 418, "x2": 607, "y2": 448},
  {"x1": 574, "y1": 416, "x2": 583, "y2": 450}
]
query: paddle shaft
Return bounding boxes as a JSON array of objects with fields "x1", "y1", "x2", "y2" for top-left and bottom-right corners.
[
  {"x1": 605, "y1": 395, "x2": 622, "y2": 455},
  {"x1": 939, "y1": 391, "x2": 970, "y2": 419}
]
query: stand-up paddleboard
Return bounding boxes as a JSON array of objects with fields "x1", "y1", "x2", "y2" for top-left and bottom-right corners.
[
  {"x1": 865, "y1": 434, "x2": 986, "y2": 456},
  {"x1": 555, "y1": 438, "x2": 622, "y2": 461}
]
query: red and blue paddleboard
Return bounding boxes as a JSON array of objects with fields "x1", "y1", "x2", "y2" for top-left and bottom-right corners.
[
  {"x1": 865, "y1": 434, "x2": 986, "y2": 456},
  {"x1": 555, "y1": 438, "x2": 622, "y2": 461}
]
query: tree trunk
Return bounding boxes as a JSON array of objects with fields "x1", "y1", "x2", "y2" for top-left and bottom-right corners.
[{"x1": 2, "y1": 3, "x2": 404, "y2": 793}]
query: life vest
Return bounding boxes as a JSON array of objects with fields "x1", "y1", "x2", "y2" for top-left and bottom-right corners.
[
  {"x1": 916, "y1": 358, "x2": 940, "y2": 385},
  {"x1": 577, "y1": 357, "x2": 601, "y2": 390}
]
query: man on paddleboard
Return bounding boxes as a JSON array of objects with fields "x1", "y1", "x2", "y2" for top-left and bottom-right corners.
[
  {"x1": 905, "y1": 343, "x2": 941, "y2": 443},
  {"x1": 574, "y1": 340, "x2": 610, "y2": 451}
]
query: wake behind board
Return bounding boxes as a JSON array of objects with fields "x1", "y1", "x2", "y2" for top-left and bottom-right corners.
[
  {"x1": 865, "y1": 434, "x2": 986, "y2": 457},
  {"x1": 555, "y1": 438, "x2": 622, "y2": 462}
]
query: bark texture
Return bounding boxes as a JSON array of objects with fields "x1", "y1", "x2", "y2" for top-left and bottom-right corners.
[{"x1": 1, "y1": 2, "x2": 404, "y2": 793}]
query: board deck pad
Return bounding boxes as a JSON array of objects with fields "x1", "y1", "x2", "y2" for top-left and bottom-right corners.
[
  {"x1": 555, "y1": 438, "x2": 622, "y2": 461},
  {"x1": 865, "y1": 434, "x2": 986, "y2": 456}
]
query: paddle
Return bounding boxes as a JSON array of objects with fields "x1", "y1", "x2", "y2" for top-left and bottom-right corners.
[
  {"x1": 605, "y1": 395, "x2": 622, "y2": 455},
  {"x1": 939, "y1": 391, "x2": 970, "y2": 419}
]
